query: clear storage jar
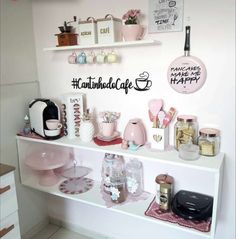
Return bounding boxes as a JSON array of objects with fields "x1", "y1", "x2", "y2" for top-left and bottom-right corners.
[
  {"x1": 174, "y1": 115, "x2": 198, "y2": 150},
  {"x1": 101, "y1": 153, "x2": 125, "y2": 194},
  {"x1": 125, "y1": 158, "x2": 143, "y2": 196},
  {"x1": 198, "y1": 128, "x2": 220, "y2": 156},
  {"x1": 110, "y1": 175, "x2": 127, "y2": 203}
]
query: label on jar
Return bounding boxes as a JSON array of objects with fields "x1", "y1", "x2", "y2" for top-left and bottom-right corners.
[{"x1": 103, "y1": 176, "x2": 111, "y2": 193}]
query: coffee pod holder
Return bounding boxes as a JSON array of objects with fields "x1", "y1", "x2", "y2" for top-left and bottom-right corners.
[{"x1": 150, "y1": 127, "x2": 169, "y2": 150}]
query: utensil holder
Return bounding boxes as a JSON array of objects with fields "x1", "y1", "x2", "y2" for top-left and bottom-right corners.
[{"x1": 151, "y1": 127, "x2": 169, "y2": 150}]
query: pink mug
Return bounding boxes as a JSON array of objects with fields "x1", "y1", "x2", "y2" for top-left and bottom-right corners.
[
  {"x1": 100, "y1": 122, "x2": 115, "y2": 137},
  {"x1": 68, "y1": 52, "x2": 77, "y2": 64}
]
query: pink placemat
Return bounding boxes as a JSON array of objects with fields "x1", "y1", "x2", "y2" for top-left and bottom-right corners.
[
  {"x1": 100, "y1": 185, "x2": 150, "y2": 208},
  {"x1": 145, "y1": 197, "x2": 212, "y2": 232},
  {"x1": 17, "y1": 132, "x2": 44, "y2": 139},
  {"x1": 93, "y1": 137, "x2": 122, "y2": 146}
]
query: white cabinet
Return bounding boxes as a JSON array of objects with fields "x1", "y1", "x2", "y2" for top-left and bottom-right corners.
[
  {"x1": 16, "y1": 136, "x2": 224, "y2": 239},
  {"x1": 0, "y1": 165, "x2": 21, "y2": 239}
]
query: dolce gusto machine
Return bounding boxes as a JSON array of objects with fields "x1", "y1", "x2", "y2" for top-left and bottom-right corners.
[{"x1": 29, "y1": 99, "x2": 61, "y2": 139}]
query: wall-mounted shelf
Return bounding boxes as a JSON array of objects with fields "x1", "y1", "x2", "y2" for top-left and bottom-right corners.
[
  {"x1": 43, "y1": 39, "x2": 161, "y2": 51},
  {"x1": 16, "y1": 135, "x2": 224, "y2": 239},
  {"x1": 16, "y1": 136, "x2": 223, "y2": 172}
]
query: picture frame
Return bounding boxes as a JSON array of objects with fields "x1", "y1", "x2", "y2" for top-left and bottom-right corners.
[{"x1": 148, "y1": 0, "x2": 184, "y2": 33}]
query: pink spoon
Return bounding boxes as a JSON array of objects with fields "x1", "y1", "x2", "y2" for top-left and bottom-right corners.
[{"x1": 148, "y1": 99, "x2": 163, "y2": 128}]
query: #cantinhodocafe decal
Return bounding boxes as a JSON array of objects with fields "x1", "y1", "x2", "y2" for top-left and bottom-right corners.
[{"x1": 71, "y1": 71, "x2": 152, "y2": 94}]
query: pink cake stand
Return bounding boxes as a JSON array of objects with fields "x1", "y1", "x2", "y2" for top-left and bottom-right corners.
[{"x1": 25, "y1": 149, "x2": 69, "y2": 186}]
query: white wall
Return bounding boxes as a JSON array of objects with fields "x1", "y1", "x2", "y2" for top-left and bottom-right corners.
[
  {"x1": 0, "y1": 0, "x2": 48, "y2": 237},
  {"x1": 31, "y1": 0, "x2": 235, "y2": 238}
]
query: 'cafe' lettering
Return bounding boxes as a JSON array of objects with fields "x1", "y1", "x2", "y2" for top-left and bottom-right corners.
[{"x1": 100, "y1": 27, "x2": 110, "y2": 34}]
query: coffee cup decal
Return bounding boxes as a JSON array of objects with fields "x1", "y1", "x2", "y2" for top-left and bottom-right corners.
[{"x1": 134, "y1": 71, "x2": 152, "y2": 91}]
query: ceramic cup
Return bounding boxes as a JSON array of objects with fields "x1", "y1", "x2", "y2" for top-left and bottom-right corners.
[
  {"x1": 77, "y1": 52, "x2": 86, "y2": 64},
  {"x1": 96, "y1": 51, "x2": 106, "y2": 64},
  {"x1": 86, "y1": 51, "x2": 95, "y2": 64},
  {"x1": 107, "y1": 51, "x2": 118, "y2": 63},
  {"x1": 46, "y1": 119, "x2": 62, "y2": 130},
  {"x1": 68, "y1": 52, "x2": 77, "y2": 64},
  {"x1": 100, "y1": 122, "x2": 115, "y2": 137}
]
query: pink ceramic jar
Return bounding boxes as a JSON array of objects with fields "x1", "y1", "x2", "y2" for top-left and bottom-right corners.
[{"x1": 123, "y1": 118, "x2": 146, "y2": 145}]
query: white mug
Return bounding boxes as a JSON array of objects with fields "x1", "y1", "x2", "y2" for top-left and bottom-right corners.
[
  {"x1": 107, "y1": 51, "x2": 118, "y2": 63},
  {"x1": 87, "y1": 51, "x2": 95, "y2": 64},
  {"x1": 46, "y1": 119, "x2": 62, "y2": 130},
  {"x1": 96, "y1": 51, "x2": 106, "y2": 64}
]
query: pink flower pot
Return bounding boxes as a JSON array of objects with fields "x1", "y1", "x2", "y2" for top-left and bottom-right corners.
[{"x1": 122, "y1": 25, "x2": 144, "y2": 41}]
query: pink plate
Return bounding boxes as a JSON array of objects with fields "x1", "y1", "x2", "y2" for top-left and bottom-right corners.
[{"x1": 25, "y1": 149, "x2": 68, "y2": 171}]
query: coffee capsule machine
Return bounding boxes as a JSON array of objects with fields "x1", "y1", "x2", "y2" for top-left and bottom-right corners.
[{"x1": 29, "y1": 98, "x2": 61, "y2": 139}]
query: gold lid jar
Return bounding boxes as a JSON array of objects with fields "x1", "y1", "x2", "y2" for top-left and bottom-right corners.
[
  {"x1": 174, "y1": 115, "x2": 198, "y2": 150},
  {"x1": 198, "y1": 128, "x2": 220, "y2": 156},
  {"x1": 155, "y1": 174, "x2": 174, "y2": 206}
]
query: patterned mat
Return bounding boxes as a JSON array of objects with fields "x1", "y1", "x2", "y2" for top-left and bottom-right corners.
[{"x1": 145, "y1": 197, "x2": 212, "y2": 232}]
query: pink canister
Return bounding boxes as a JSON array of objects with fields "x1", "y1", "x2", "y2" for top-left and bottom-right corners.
[{"x1": 123, "y1": 118, "x2": 146, "y2": 145}]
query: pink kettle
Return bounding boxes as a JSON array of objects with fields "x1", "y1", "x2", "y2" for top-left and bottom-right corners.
[{"x1": 123, "y1": 118, "x2": 147, "y2": 145}]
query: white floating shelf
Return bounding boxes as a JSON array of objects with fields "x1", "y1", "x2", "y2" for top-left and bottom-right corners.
[
  {"x1": 43, "y1": 39, "x2": 161, "y2": 51},
  {"x1": 16, "y1": 136, "x2": 224, "y2": 172},
  {"x1": 22, "y1": 176, "x2": 211, "y2": 239}
]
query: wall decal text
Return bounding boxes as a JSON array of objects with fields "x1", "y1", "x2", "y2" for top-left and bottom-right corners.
[{"x1": 71, "y1": 71, "x2": 152, "y2": 94}]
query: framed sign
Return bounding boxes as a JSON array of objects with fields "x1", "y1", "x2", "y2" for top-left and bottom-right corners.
[{"x1": 148, "y1": 0, "x2": 184, "y2": 33}]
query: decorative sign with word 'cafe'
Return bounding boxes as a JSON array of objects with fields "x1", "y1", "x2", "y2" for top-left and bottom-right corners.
[
  {"x1": 167, "y1": 26, "x2": 207, "y2": 94},
  {"x1": 71, "y1": 71, "x2": 152, "y2": 94}
]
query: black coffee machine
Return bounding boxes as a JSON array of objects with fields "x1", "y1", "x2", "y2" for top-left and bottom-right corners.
[{"x1": 29, "y1": 98, "x2": 61, "y2": 139}]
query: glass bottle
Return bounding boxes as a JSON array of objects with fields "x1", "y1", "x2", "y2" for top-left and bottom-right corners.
[
  {"x1": 198, "y1": 128, "x2": 220, "y2": 156},
  {"x1": 174, "y1": 115, "x2": 198, "y2": 150},
  {"x1": 125, "y1": 158, "x2": 143, "y2": 196},
  {"x1": 23, "y1": 115, "x2": 31, "y2": 135},
  {"x1": 101, "y1": 154, "x2": 125, "y2": 194}
]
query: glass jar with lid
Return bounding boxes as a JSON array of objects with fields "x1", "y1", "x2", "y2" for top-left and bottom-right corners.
[
  {"x1": 155, "y1": 174, "x2": 174, "y2": 207},
  {"x1": 174, "y1": 115, "x2": 198, "y2": 150},
  {"x1": 198, "y1": 128, "x2": 220, "y2": 156},
  {"x1": 110, "y1": 174, "x2": 127, "y2": 203},
  {"x1": 101, "y1": 153, "x2": 125, "y2": 194},
  {"x1": 125, "y1": 158, "x2": 144, "y2": 196}
]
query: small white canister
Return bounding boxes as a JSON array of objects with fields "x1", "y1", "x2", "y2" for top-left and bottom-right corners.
[
  {"x1": 97, "y1": 14, "x2": 122, "y2": 44},
  {"x1": 78, "y1": 17, "x2": 98, "y2": 45}
]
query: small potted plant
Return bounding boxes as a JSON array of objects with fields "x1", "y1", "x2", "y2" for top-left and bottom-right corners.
[
  {"x1": 122, "y1": 9, "x2": 144, "y2": 41},
  {"x1": 123, "y1": 9, "x2": 141, "y2": 25}
]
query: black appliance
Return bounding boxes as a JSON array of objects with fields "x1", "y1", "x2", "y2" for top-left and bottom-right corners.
[{"x1": 171, "y1": 190, "x2": 213, "y2": 220}]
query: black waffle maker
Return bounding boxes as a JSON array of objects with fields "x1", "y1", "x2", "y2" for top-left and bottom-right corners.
[{"x1": 171, "y1": 190, "x2": 213, "y2": 220}]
